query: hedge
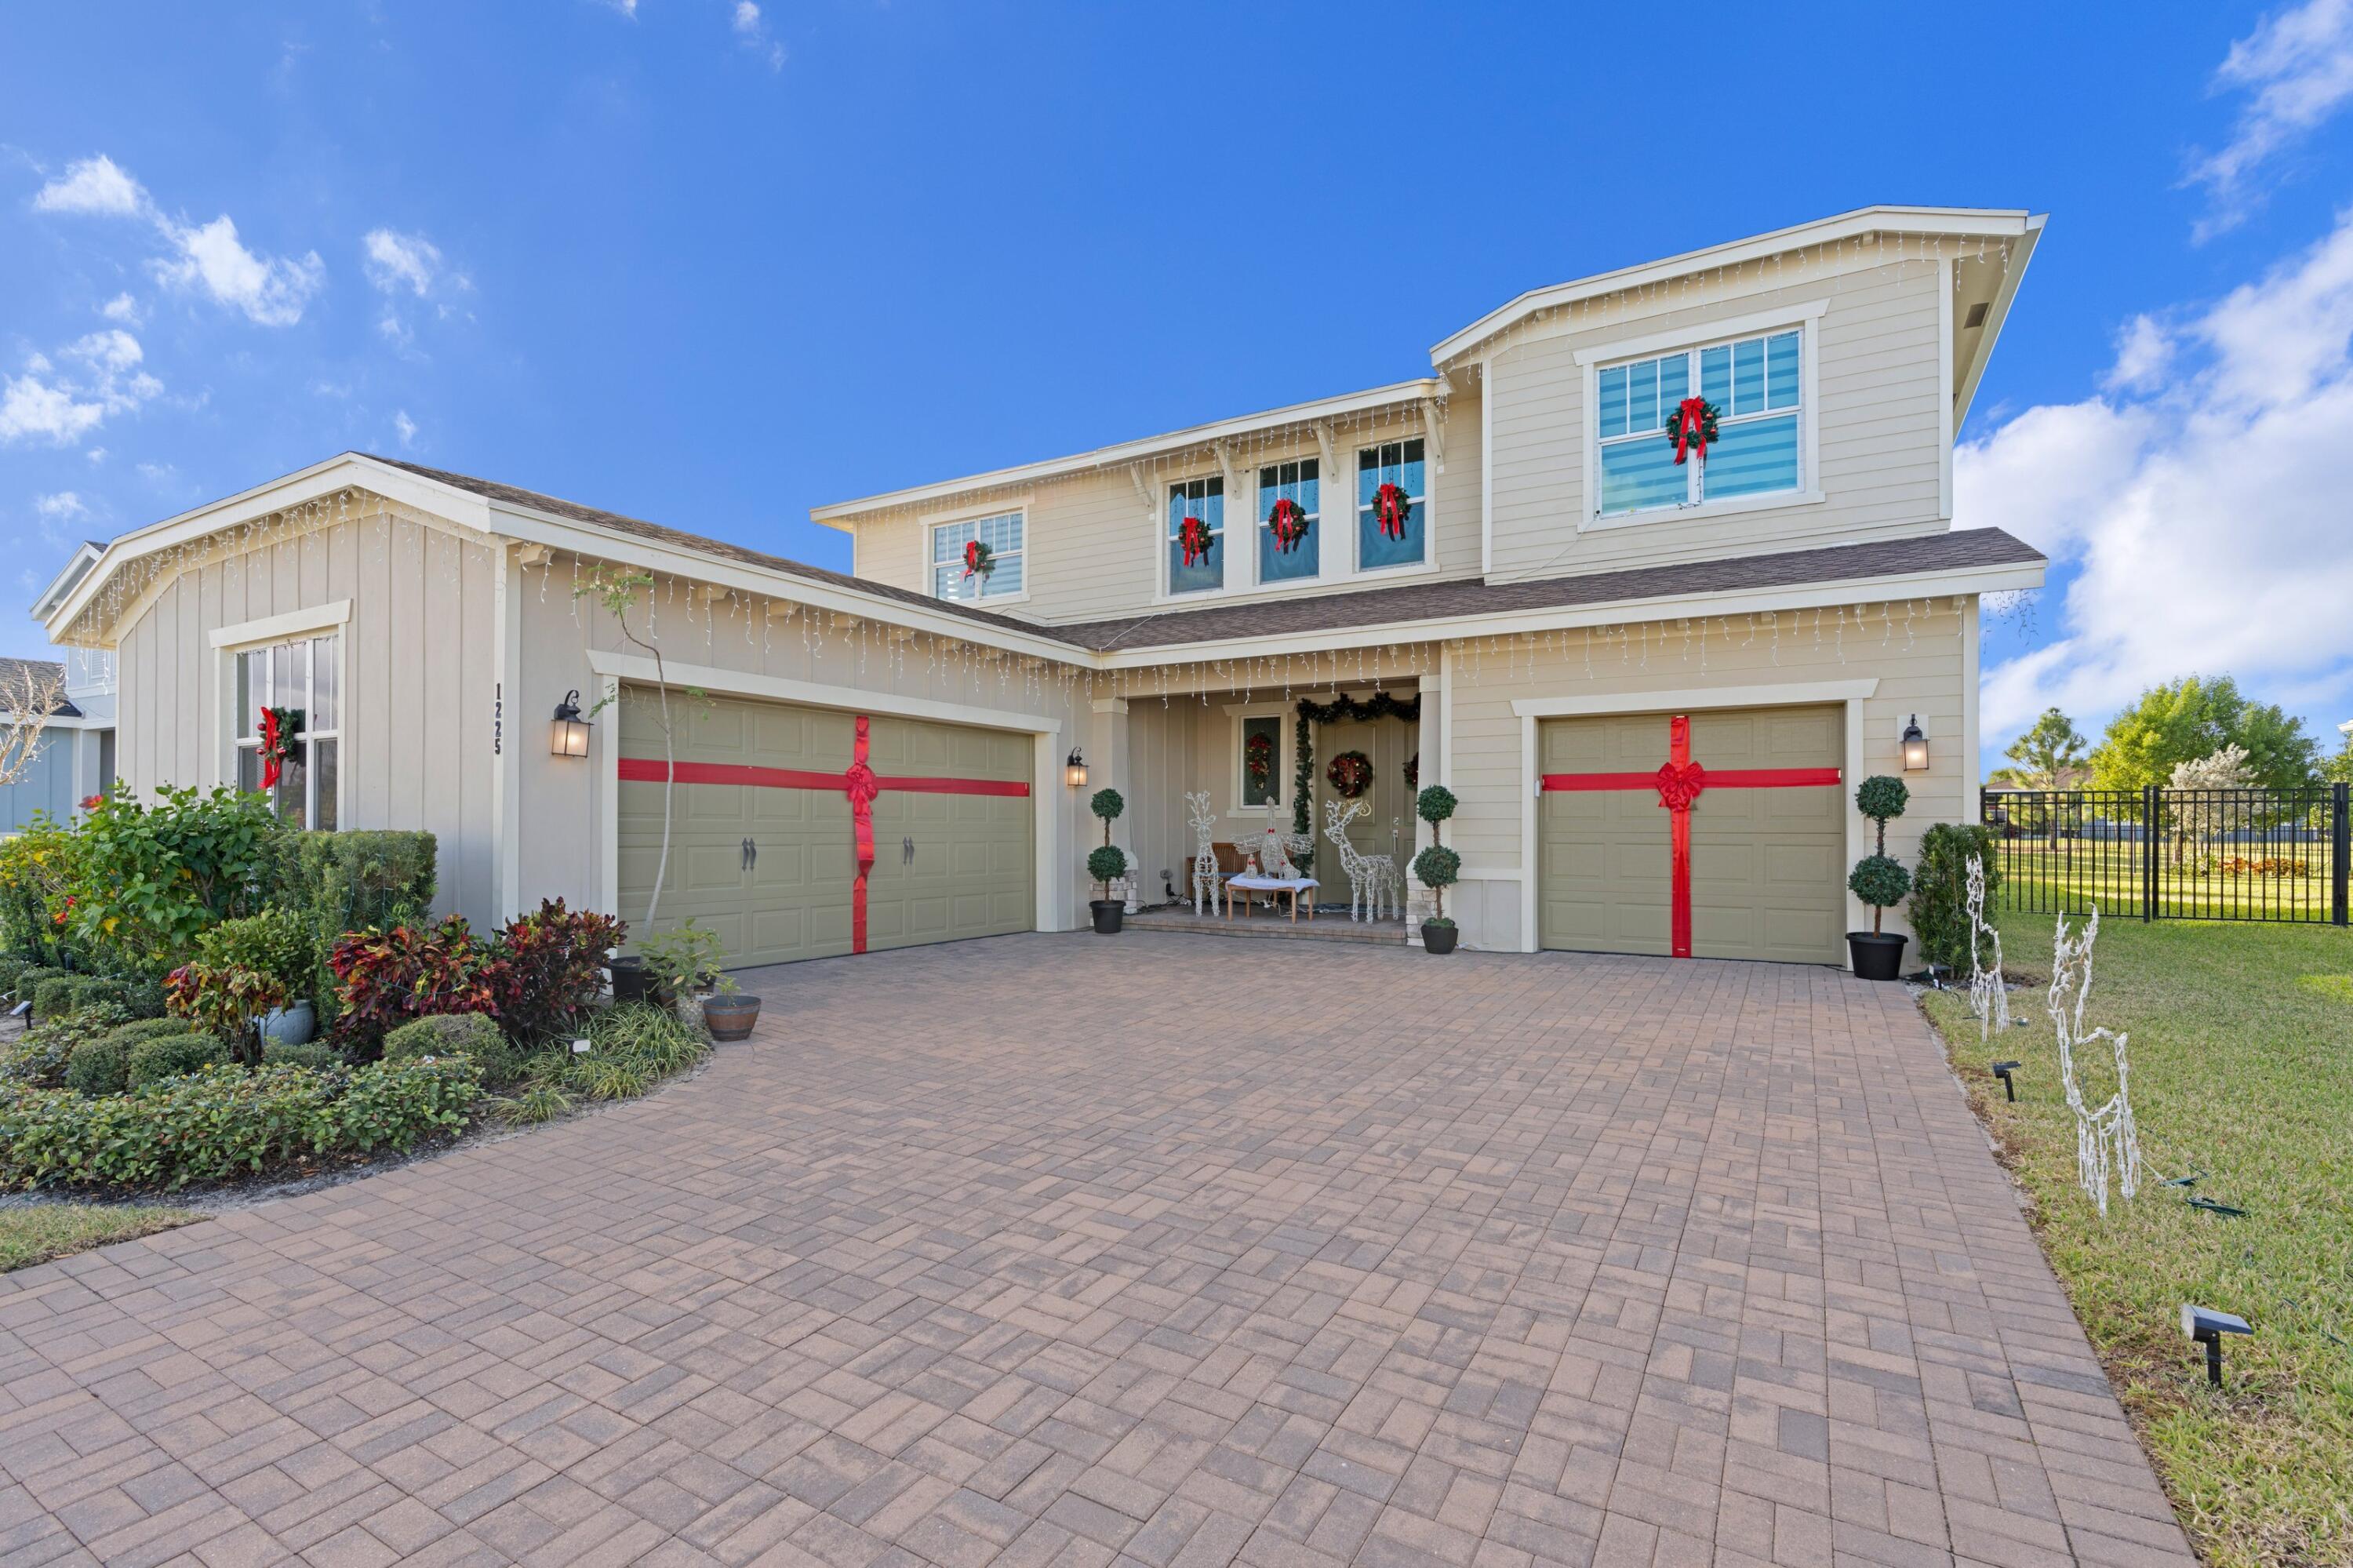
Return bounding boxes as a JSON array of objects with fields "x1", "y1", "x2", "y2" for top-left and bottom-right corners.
[
  {"x1": 0, "y1": 1054, "x2": 482, "y2": 1191},
  {"x1": 31, "y1": 974, "x2": 165, "y2": 1022},
  {"x1": 384, "y1": 1011, "x2": 516, "y2": 1083},
  {"x1": 1908, "y1": 822, "x2": 2003, "y2": 975},
  {"x1": 293, "y1": 831, "x2": 437, "y2": 1027},
  {"x1": 126, "y1": 1032, "x2": 230, "y2": 1087}
]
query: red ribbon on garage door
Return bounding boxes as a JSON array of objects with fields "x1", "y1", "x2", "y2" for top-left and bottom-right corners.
[
  {"x1": 620, "y1": 714, "x2": 1030, "y2": 955},
  {"x1": 1540, "y1": 714, "x2": 1840, "y2": 959}
]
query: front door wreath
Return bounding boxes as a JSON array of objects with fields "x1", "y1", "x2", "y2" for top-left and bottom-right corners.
[{"x1": 1326, "y1": 749, "x2": 1373, "y2": 799}]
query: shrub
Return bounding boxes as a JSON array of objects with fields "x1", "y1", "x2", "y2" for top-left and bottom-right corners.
[
  {"x1": 637, "y1": 921, "x2": 733, "y2": 1001},
  {"x1": 103, "y1": 1017, "x2": 216, "y2": 1050},
  {"x1": 126, "y1": 1032, "x2": 230, "y2": 1088},
  {"x1": 0, "y1": 816, "x2": 81, "y2": 963},
  {"x1": 1849, "y1": 775, "x2": 1911, "y2": 937},
  {"x1": 8, "y1": 965, "x2": 66, "y2": 1005},
  {"x1": 502, "y1": 1082, "x2": 573, "y2": 1125},
  {"x1": 2, "y1": 1027, "x2": 81, "y2": 1090},
  {"x1": 63, "y1": 1037, "x2": 132, "y2": 1097},
  {"x1": 260, "y1": 1042, "x2": 343, "y2": 1073},
  {"x1": 0, "y1": 1054, "x2": 481, "y2": 1192},
  {"x1": 79, "y1": 1018, "x2": 217, "y2": 1093},
  {"x1": 1907, "y1": 823, "x2": 2002, "y2": 974},
  {"x1": 164, "y1": 963, "x2": 289, "y2": 1067},
  {"x1": 384, "y1": 1012, "x2": 518, "y2": 1082},
  {"x1": 590, "y1": 1000, "x2": 707, "y2": 1074},
  {"x1": 0, "y1": 954, "x2": 38, "y2": 999},
  {"x1": 195, "y1": 910, "x2": 315, "y2": 995},
  {"x1": 1410, "y1": 843, "x2": 1461, "y2": 924},
  {"x1": 31, "y1": 974, "x2": 165, "y2": 1022},
  {"x1": 489, "y1": 900, "x2": 624, "y2": 1046},
  {"x1": 68, "y1": 786, "x2": 296, "y2": 967},
  {"x1": 328, "y1": 917, "x2": 501, "y2": 1050},
  {"x1": 1415, "y1": 785, "x2": 1458, "y2": 831},
  {"x1": 1086, "y1": 844, "x2": 1126, "y2": 899},
  {"x1": 292, "y1": 831, "x2": 436, "y2": 1028}
]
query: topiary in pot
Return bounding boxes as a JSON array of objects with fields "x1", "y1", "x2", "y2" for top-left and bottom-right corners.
[
  {"x1": 1847, "y1": 774, "x2": 1912, "y2": 980},
  {"x1": 1087, "y1": 788, "x2": 1127, "y2": 931},
  {"x1": 1410, "y1": 843, "x2": 1461, "y2": 955},
  {"x1": 1086, "y1": 845, "x2": 1128, "y2": 933}
]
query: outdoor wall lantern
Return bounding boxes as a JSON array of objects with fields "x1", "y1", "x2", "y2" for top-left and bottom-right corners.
[
  {"x1": 1900, "y1": 715, "x2": 1930, "y2": 773},
  {"x1": 551, "y1": 690, "x2": 592, "y2": 759},
  {"x1": 1065, "y1": 748, "x2": 1088, "y2": 788}
]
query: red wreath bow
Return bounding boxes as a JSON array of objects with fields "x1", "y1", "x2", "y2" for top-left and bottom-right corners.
[
  {"x1": 260, "y1": 708, "x2": 286, "y2": 790},
  {"x1": 1373, "y1": 482, "x2": 1409, "y2": 539},
  {"x1": 1267, "y1": 497, "x2": 1308, "y2": 553},
  {"x1": 1180, "y1": 515, "x2": 1214, "y2": 567},
  {"x1": 1670, "y1": 397, "x2": 1715, "y2": 465},
  {"x1": 962, "y1": 539, "x2": 992, "y2": 580}
]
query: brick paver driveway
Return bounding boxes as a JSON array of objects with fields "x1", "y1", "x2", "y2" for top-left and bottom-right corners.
[{"x1": 2, "y1": 935, "x2": 2192, "y2": 1568}]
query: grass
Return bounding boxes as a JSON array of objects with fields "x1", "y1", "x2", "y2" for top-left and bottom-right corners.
[
  {"x1": 1992, "y1": 839, "x2": 2333, "y2": 922},
  {"x1": 0, "y1": 1203, "x2": 196, "y2": 1273},
  {"x1": 1918, "y1": 914, "x2": 2353, "y2": 1568}
]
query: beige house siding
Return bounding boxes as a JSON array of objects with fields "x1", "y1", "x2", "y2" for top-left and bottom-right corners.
[
  {"x1": 1485, "y1": 255, "x2": 1948, "y2": 582},
  {"x1": 844, "y1": 395, "x2": 1484, "y2": 628},
  {"x1": 1438, "y1": 596, "x2": 1974, "y2": 952},
  {"x1": 113, "y1": 512, "x2": 504, "y2": 927}
]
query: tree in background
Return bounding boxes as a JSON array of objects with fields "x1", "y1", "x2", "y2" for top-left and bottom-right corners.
[
  {"x1": 2323, "y1": 729, "x2": 2353, "y2": 786},
  {"x1": 1994, "y1": 707, "x2": 2088, "y2": 788},
  {"x1": 2089, "y1": 675, "x2": 2318, "y2": 792},
  {"x1": 0, "y1": 662, "x2": 67, "y2": 791}
]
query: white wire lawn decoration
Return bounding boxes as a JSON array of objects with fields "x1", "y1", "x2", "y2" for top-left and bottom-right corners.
[
  {"x1": 1184, "y1": 791, "x2": 1221, "y2": 915},
  {"x1": 2049, "y1": 908, "x2": 2141, "y2": 1217},
  {"x1": 1322, "y1": 798, "x2": 1401, "y2": 922},
  {"x1": 1259, "y1": 799, "x2": 1297, "y2": 880},
  {"x1": 1964, "y1": 853, "x2": 2009, "y2": 1041}
]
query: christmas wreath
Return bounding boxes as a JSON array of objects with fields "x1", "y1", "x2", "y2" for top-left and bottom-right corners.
[
  {"x1": 1372, "y1": 482, "x2": 1410, "y2": 539},
  {"x1": 1178, "y1": 514, "x2": 1216, "y2": 567},
  {"x1": 1326, "y1": 749, "x2": 1373, "y2": 799},
  {"x1": 1665, "y1": 396, "x2": 1720, "y2": 465},
  {"x1": 1405, "y1": 753, "x2": 1418, "y2": 792},
  {"x1": 1267, "y1": 497, "x2": 1310, "y2": 554},
  {"x1": 962, "y1": 539, "x2": 994, "y2": 581},
  {"x1": 257, "y1": 705, "x2": 304, "y2": 789},
  {"x1": 1245, "y1": 732, "x2": 1275, "y2": 796}
]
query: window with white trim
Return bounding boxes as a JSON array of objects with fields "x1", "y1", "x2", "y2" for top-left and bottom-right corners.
[
  {"x1": 1238, "y1": 714, "x2": 1284, "y2": 808},
  {"x1": 1167, "y1": 476, "x2": 1224, "y2": 595},
  {"x1": 233, "y1": 634, "x2": 340, "y2": 830},
  {"x1": 1596, "y1": 328, "x2": 1801, "y2": 517},
  {"x1": 930, "y1": 511, "x2": 1024, "y2": 601},
  {"x1": 1255, "y1": 458, "x2": 1319, "y2": 584},
  {"x1": 1355, "y1": 439, "x2": 1427, "y2": 569}
]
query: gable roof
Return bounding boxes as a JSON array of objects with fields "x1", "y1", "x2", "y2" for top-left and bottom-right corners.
[{"x1": 0, "y1": 657, "x2": 82, "y2": 719}]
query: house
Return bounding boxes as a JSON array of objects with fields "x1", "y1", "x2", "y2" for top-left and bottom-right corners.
[
  {"x1": 0, "y1": 540, "x2": 118, "y2": 833},
  {"x1": 36, "y1": 206, "x2": 2046, "y2": 966}
]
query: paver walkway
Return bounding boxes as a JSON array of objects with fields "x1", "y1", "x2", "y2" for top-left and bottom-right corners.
[{"x1": 0, "y1": 935, "x2": 2193, "y2": 1567}]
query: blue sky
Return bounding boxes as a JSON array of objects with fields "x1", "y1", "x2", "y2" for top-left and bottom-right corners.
[{"x1": 7, "y1": 2, "x2": 2353, "y2": 770}]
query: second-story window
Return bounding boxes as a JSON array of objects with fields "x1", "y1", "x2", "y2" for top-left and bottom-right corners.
[
  {"x1": 1598, "y1": 328, "x2": 1802, "y2": 517},
  {"x1": 1257, "y1": 458, "x2": 1318, "y2": 584},
  {"x1": 1167, "y1": 476, "x2": 1224, "y2": 595},
  {"x1": 1357, "y1": 438, "x2": 1427, "y2": 570},
  {"x1": 932, "y1": 511, "x2": 1024, "y2": 602}
]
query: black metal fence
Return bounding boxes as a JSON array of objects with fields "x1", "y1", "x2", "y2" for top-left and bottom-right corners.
[{"x1": 1981, "y1": 784, "x2": 2350, "y2": 925}]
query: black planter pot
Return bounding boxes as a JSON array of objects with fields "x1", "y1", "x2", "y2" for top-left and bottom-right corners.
[
  {"x1": 608, "y1": 955, "x2": 653, "y2": 1004},
  {"x1": 1846, "y1": 931, "x2": 1907, "y2": 981},
  {"x1": 1089, "y1": 900, "x2": 1125, "y2": 935},
  {"x1": 1421, "y1": 921, "x2": 1459, "y2": 955}
]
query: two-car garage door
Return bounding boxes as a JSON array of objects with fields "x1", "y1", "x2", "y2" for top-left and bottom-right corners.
[
  {"x1": 1539, "y1": 704, "x2": 1846, "y2": 964},
  {"x1": 618, "y1": 689, "x2": 1033, "y2": 967}
]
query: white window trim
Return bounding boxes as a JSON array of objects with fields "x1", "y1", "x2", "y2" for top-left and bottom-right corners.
[
  {"x1": 1249, "y1": 457, "x2": 1326, "y2": 593},
  {"x1": 1577, "y1": 300, "x2": 1827, "y2": 533},
  {"x1": 1220, "y1": 701, "x2": 1296, "y2": 819},
  {"x1": 1160, "y1": 474, "x2": 1231, "y2": 602},
  {"x1": 1351, "y1": 436, "x2": 1438, "y2": 580},
  {"x1": 220, "y1": 627, "x2": 347, "y2": 831},
  {"x1": 925, "y1": 504, "x2": 1031, "y2": 608}
]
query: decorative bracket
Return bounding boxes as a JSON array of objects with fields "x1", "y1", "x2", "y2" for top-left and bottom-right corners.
[{"x1": 1420, "y1": 397, "x2": 1447, "y2": 473}]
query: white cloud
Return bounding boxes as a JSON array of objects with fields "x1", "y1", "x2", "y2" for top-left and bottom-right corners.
[
  {"x1": 733, "y1": 1, "x2": 784, "y2": 68},
  {"x1": 393, "y1": 409, "x2": 417, "y2": 447},
  {"x1": 84, "y1": 447, "x2": 106, "y2": 464},
  {"x1": 0, "y1": 375, "x2": 105, "y2": 446},
  {"x1": 32, "y1": 154, "x2": 150, "y2": 218},
  {"x1": 153, "y1": 214, "x2": 324, "y2": 326},
  {"x1": 1960, "y1": 207, "x2": 2353, "y2": 748},
  {"x1": 2104, "y1": 314, "x2": 2173, "y2": 393},
  {"x1": 2189, "y1": 0, "x2": 2353, "y2": 238},
  {"x1": 32, "y1": 492, "x2": 88, "y2": 522},
  {"x1": 99, "y1": 292, "x2": 143, "y2": 326},
  {"x1": 0, "y1": 332, "x2": 164, "y2": 446},
  {"x1": 362, "y1": 227, "x2": 442, "y2": 297}
]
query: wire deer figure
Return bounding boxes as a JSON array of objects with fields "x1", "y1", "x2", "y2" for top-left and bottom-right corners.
[
  {"x1": 1322, "y1": 797, "x2": 1400, "y2": 922},
  {"x1": 2049, "y1": 908, "x2": 2140, "y2": 1217},
  {"x1": 1965, "y1": 853, "x2": 2009, "y2": 1041},
  {"x1": 1184, "y1": 791, "x2": 1221, "y2": 915}
]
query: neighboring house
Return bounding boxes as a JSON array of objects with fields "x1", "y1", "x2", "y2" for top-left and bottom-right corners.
[
  {"x1": 0, "y1": 541, "x2": 118, "y2": 834},
  {"x1": 36, "y1": 205, "x2": 2046, "y2": 966}
]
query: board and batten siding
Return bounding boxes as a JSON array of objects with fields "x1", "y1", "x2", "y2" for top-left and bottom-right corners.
[
  {"x1": 1484, "y1": 256, "x2": 1949, "y2": 582},
  {"x1": 111, "y1": 511, "x2": 504, "y2": 926},
  {"x1": 510, "y1": 551, "x2": 1089, "y2": 937},
  {"x1": 1439, "y1": 598, "x2": 1973, "y2": 953},
  {"x1": 843, "y1": 394, "x2": 1484, "y2": 628}
]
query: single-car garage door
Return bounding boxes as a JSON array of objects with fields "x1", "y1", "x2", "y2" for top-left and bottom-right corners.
[
  {"x1": 1539, "y1": 704, "x2": 1846, "y2": 964},
  {"x1": 618, "y1": 689, "x2": 1033, "y2": 966}
]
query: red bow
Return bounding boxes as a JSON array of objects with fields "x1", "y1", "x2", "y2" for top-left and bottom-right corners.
[
  {"x1": 1374, "y1": 482, "x2": 1409, "y2": 539},
  {"x1": 962, "y1": 539, "x2": 988, "y2": 580},
  {"x1": 260, "y1": 708, "x2": 285, "y2": 790},
  {"x1": 1671, "y1": 397, "x2": 1712, "y2": 465},
  {"x1": 1653, "y1": 759, "x2": 1707, "y2": 811},
  {"x1": 1267, "y1": 498, "x2": 1307, "y2": 552},
  {"x1": 1180, "y1": 515, "x2": 1213, "y2": 567}
]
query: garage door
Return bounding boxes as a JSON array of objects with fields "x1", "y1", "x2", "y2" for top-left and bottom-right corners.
[
  {"x1": 618, "y1": 689, "x2": 1034, "y2": 967},
  {"x1": 1539, "y1": 705, "x2": 1846, "y2": 964}
]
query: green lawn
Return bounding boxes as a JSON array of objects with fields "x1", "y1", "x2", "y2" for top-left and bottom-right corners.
[
  {"x1": 0, "y1": 1204, "x2": 197, "y2": 1273},
  {"x1": 1991, "y1": 839, "x2": 2333, "y2": 922},
  {"x1": 1919, "y1": 916, "x2": 2353, "y2": 1568}
]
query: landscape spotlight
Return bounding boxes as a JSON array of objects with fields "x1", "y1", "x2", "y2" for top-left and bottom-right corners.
[
  {"x1": 1990, "y1": 1060, "x2": 2022, "y2": 1101},
  {"x1": 2181, "y1": 1304, "x2": 2253, "y2": 1388}
]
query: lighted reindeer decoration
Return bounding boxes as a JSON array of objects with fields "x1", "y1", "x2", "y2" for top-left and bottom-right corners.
[
  {"x1": 1184, "y1": 791, "x2": 1222, "y2": 915},
  {"x1": 1322, "y1": 797, "x2": 1400, "y2": 922},
  {"x1": 1259, "y1": 799, "x2": 1297, "y2": 879}
]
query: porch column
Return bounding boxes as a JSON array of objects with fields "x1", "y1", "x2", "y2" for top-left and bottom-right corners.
[
  {"x1": 1407, "y1": 660, "x2": 1441, "y2": 940},
  {"x1": 1089, "y1": 697, "x2": 1133, "y2": 910}
]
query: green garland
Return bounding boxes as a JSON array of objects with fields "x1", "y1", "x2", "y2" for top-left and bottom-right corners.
[{"x1": 1291, "y1": 693, "x2": 1424, "y2": 835}]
